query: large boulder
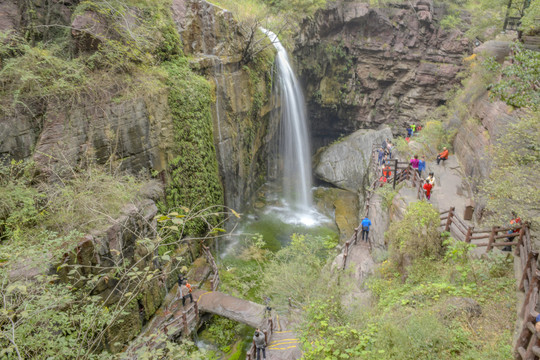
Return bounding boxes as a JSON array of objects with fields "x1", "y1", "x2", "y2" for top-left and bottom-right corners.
[
  {"x1": 474, "y1": 40, "x2": 512, "y2": 63},
  {"x1": 314, "y1": 127, "x2": 392, "y2": 192}
]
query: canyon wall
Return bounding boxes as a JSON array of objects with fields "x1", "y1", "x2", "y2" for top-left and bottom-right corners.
[
  {"x1": 295, "y1": 0, "x2": 471, "y2": 149},
  {"x1": 0, "y1": 0, "x2": 276, "y2": 213}
]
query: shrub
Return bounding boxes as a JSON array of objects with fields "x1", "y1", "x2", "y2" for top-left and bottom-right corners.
[{"x1": 386, "y1": 201, "x2": 442, "y2": 270}]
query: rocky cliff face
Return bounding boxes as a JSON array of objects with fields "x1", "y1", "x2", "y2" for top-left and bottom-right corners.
[
  {"x1": 0, "y1": 0, "x2": 276, "y2": 213},
  {"x1": 295, "y1": 0, "x2": 470, "y2": 149},
  {"x1": 172, "y1": 0, "x2": 277, "y2": 212},
  {"x1": 450, "y1": 41, "x2": 522, "y2": 191}
]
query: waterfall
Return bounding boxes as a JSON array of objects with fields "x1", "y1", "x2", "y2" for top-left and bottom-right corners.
[{"x1": 263, "y1": 28, "x2": 312, "y2": 212}]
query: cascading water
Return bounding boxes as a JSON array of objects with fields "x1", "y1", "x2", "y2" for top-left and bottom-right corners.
[
  {"x1": 221, "y1": 29, "x2": 331, "y2": 257},
  {"x1": 263, "y1": 28, "x2": 313, "y2": 213}
]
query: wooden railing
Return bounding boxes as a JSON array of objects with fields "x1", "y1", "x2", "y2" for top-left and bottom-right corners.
[
  {"x1": 342, "y1": 228, "x2": 360, "y2": 270},
  {"x1": 438, "y1": 207, "x2": 538, "y2": 359},
  {"x1": 511, "y1": 222, "x2": 539, "y2": 360},
  {"x1": 202, "y1": 245, "x2": 220, "y2": 291},
  {"x1": 162, "y1": 299, "x2": 199, "y2": 337},
  {"x1": 439, "y1": 207, "x2": 528, "y2": 252},
  {"x1": 246, "y1": 316, "x2": 275, "y2": 360}
]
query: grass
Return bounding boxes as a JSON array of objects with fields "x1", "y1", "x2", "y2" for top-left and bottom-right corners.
[{"x1": 0, "y1": 161, "x2": 148, "y2": 246}]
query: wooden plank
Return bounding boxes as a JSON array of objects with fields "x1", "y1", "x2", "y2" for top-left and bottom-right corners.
[
  {"x1": 451, "y1": 220, "x2": 468, "y2": 235},
  {"x1": 444, "y1": 207, "x2": 454, "y2": 232},
  {"x1": 486, "y1": 227, "x2": 496, "y2": 252},
  {"x1": 520, "y1": 253, "x2": 535, "y2": 291},
  {"x1": 518, "y1": 346, "x2": 526, "y2": 358}
]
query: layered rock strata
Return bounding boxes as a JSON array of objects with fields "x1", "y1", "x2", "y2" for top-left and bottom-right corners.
[{"x1": 295, "y1": 0, "x2": 470, "y2": 149}]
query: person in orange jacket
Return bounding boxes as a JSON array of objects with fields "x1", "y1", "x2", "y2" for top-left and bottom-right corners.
[
  {"x1": 436, "y1": 147, "x2": 449, "y2": 165},
  {"x1": 382, "y1": 164, "x2": 392, "y2": 178}
]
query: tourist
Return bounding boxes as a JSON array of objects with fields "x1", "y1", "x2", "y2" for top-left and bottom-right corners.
[
  {"x1": 423, "y1": 180, "x2": 433, "y2": 200},
  {"x1": 378, "y1": 147, "x2": 384, "y2": 165},
  {"x1": 379, "y1": 175, "x2": 388, "y2": 186},
  {"x1": 180, "y1": 280, "x2": 193, "y2": 306},
  {"x1": 411, "y1": 123, "x2": 416, "y2": 135},
  {"x1": 410, "y1": 154, "x2": 419, "y2": 171},
  {"x1": 253, "y1": 329, "x2": 267, "y2": 360},
  {"x1": 264, "y1": 296, "x2": 272, "y2": 317},
  {"x1": 383, "y1": 163, "x2": 392, "y2": 179},
  {"x1": 436, "y1": 147, "x2": 449, "y2": 165},
  {"x1": 360, "y1": 216, "x2": 372, "y2": 242},
  {"x1": 387, "y1": 142, "x2": 394, "y2": 158},
  {"x1": 406, "y1": 125, "x2": 413, "y2": 137},
  {"x1": 382, "y1": 138, "x2": 388, "y2": 150},
  {"x1": 425, "y1": 172, "x2": 435, "y2": 186},
  {"x1": 381, "y1": 154, "x2": 388, "y2": 166},
  {"x1": 503, "y1": 213, "x2": 522, "y2": 251},
  {"x1": 418, "y1": 156, "x2": 426, "y2": 176}
]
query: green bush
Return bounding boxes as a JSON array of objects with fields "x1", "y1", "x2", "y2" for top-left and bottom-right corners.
[
  {"x1": 160, "y1": 58, "x2": 224, "y2": 235},
  {"x1": 386, "y1": 201, "x2": 442, "y2": 270}
]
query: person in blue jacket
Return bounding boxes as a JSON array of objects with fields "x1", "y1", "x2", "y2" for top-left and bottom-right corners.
[
  {"x1": 360, "y1": 216, "x2": 372, "y2": 242},
  {"x1": 418, "y1": 156, "x2": 426, "y2": 176}
]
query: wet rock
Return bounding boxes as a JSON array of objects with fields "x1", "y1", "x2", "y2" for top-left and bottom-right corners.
[{"x1": 313, "y1": 187, "x2": 359, "y2": 241}]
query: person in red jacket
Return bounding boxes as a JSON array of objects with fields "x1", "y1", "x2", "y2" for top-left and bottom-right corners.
[
  {"x1": 382, "y1": 164, "x2": 392, "y2": 178},
  {"x1": 423, "y1": 181, "x2": 433, "y2": 200},
  {"x1": 436, "y1": 147, "x2": 449, "y2": 165}
]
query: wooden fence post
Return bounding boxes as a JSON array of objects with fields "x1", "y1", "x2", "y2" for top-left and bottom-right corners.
[
  {"x1": 444, "y1": 207, "x2": 454, "y2": 232},
  {"x1": 516, "y1": 225, "x2": 526, "y2": 257},
  {"x1": 465, "y1": 226, "x2": 474, "y2": 243},
  {"x1": 342, "y1": 242, "x2": 349, "y2": 270},
  {"x1": 182, "y1": 311, "x2": 188, "y2": 334},
  {"x1": 393, "y1": 159, "x2": 398, "y2": 189},
  {"x1": 486, "y1": 226, "x2": 497, "y2": 252}
]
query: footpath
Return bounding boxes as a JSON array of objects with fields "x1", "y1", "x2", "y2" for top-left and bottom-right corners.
[{"x1": 336, "y1": 147, "x2": 473, "y2": 280}]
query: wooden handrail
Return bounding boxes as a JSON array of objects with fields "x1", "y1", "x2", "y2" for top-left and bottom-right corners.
[{"x1": 435, "y1": 206, "x2": 535, "y2": 360}]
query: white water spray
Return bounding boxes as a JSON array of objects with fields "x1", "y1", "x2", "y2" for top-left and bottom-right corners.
[{"x1": 263, "y1": 28, "x2": 312, "y2": 212}]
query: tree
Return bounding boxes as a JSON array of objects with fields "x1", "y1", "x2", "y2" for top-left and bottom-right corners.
[
  {"x1": 487, "y1": 43, "x2": 540, "y2": 110},
  {"x1": 480, "y1": 110, "x2": 540, "y2": 226}
]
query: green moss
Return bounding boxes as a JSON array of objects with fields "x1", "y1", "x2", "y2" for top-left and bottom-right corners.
[{"x1": 160, "y1": 57, "x2": 224, "y2": 234}]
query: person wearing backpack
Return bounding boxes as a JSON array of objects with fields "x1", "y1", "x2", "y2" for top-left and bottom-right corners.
[
  {"x1": 418, "y1": 156, "x2": 426, "y2": 177},
  {"x1": 360, "y1": 216, "x2": 372, "y2": 242},
  {"x1": 180, "y1": 280, "x2": 193, "y2": 306},
  {"x1": 253, "y1": 329, "x2": 267, "y2": 360}
]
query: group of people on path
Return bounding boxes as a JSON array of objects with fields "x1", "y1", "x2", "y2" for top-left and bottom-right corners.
[
  {"x1": 378, "y1": 138, "x2": 394, "y2": 184},
  {"x1": 409, "y1": 154, "x2": 435, "y2": 200},
  {"x1": 405, "y1": 123, "x2": 422, "y2": 142}
]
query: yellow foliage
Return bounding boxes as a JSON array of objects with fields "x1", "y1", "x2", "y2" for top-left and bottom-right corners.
[{"x1": 464, "y1": 53, "x2": 477, "y2": 62}]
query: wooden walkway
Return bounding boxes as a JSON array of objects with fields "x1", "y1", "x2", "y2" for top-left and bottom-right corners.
[
  {"x1": 340, "y1": 143, "x2": 540, "y2": 360},
  {"x1": 125, "y1": 243, "x2": 302, "y2": 359}
]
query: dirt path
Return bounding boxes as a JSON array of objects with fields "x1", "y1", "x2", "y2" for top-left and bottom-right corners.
[{"x1": 427, "y1": 155, "x2": 472, "y2": 219}]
